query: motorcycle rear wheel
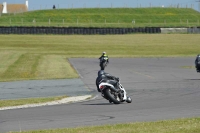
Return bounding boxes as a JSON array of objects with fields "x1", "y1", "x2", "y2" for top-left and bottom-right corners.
[
  {"x1": 104, "y1": 89, "x2": 121, "y2": 104},
  {"x1": 100, "y1": 61, "x2": 107, "y2": 70}
]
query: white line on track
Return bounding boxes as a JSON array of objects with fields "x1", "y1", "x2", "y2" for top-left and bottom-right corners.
[{"x1": 0, "y1": 95, "x2": 92, "y2": 111}]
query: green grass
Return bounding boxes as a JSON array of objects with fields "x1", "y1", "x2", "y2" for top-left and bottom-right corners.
[
  {"x1": 0, "y1": 8, "x2": 200, "y2": 27},
  {"x1": 0, "y1": 34, "x2": 199, "y2": 81},
  {"x1": 0, "y1": 53, "x2": 79, "y2": 81},
  {"x1": 0, "y1": 95, "x2": 67, "y2": 108},
  {"x1": 10, "y1": 117, "x2": 200, "y2": 133}
]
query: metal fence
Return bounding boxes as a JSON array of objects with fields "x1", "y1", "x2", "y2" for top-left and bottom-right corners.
[{"x1": 0, "y1": 18, "x2": 199, "y2": 28}]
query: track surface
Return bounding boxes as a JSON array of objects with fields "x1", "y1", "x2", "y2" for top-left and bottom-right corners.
[
  {"x1": 0, "y1": 79, "x2": 91, "y2": 100},
  {"x1": 1, "y1": 58, "x2": 200, "y2": 132}
]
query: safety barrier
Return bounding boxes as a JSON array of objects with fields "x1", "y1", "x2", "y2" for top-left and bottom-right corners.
[
  {"x1": 160, "y1": 27, "x2": 200, "y2": 34},
  {"x1": 160, "y1": 28, "x2": 188, "y2": 34},
  {"x1": 0, "y1": 27, "x2": 161, "y2": 34},
  {"x1": 187, "y1": 27, "x2": 200, "y2": 34},
  {"x1": 1, "y1": 27, "x2": 199, "y2": 34}
]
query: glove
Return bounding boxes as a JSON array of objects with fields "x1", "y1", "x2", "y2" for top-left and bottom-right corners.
[{"x1": 115, "y1": 77, "x2": 119, "y2": 82}]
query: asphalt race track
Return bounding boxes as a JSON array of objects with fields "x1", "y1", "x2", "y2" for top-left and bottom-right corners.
[{"x1": 0, "y1": 57, "x2": 200, "y2": 132}]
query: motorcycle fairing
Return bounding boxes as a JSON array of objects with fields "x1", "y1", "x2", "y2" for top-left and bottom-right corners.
[
  {"x1": 99, "y1": 82, "x2": 114, "y2": 91},
  {"x1": 99, "y1": 82, "x2": 127, "y2": 101}
]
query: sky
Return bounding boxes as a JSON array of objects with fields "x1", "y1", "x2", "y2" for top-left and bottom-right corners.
[{"x1": 0, "y1": 0, "x2": 200, "y2": 12}]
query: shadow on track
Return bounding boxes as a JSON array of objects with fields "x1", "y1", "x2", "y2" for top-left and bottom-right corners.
[
  {"x1": 184, "y1": 79, "x2": 200, "y2": 81},
  {"x1": 82, "y1": 103, "x2": 113, "y2": 105}
]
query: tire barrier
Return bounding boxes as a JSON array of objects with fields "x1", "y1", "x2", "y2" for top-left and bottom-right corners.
[{"x1": 0, "y1": 26, "x2": 164, "y2": 35}]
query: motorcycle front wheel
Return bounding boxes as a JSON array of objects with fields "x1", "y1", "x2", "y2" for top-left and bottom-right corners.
[
  {"x1": 104, "y1": 89, "x2": 121, "y2": 104},
  {"x1": 126, "y1": 96, "x2": 132, "y2": 103}
]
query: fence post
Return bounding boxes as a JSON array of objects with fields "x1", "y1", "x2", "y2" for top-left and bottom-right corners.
[
  {"x1": 132, "y1": 20, "x2": 135, "y2": 25},
  {"x1": 33, "y1": 18, "x2": 36, "y2": 26},
  {"x1": 187, "y1": 19, "x2": 188, "y2": 25},
  {"x1": 63, "y1": 19, "x2": 64, "y2": 25},
  {"x1": 105, "y1": 19, "x2": 106, "y2": 24},
  {"x1": 10, "y1": 18, "x2": 11, "y2": 25},
  {"x1": 49, "y1": 19, "x2": 51, "y2": 25},
  {"x1": 22, "y1": 18, "x2": 23, "y2": 25},
  {"x1": 77, "y1": 19, "x2": 78, "y2": 25}
]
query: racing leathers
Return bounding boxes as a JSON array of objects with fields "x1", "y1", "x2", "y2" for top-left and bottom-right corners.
[
  {"x1": 99, "y1": 54, "x2": 109, "y2": 70},
  {"x1": 96, "y1": 70, "x2": 119, "y2": 92},
  {"x1": 99, "y1": 54, "x2": 109, "y2": 63}
]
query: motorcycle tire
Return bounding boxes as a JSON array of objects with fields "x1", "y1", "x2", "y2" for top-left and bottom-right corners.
[
  {"x1": 100, "y1": 65, "x2": 104, "y2": 70},
  {"x1": 100, "y1": 62, "x2": 106, "y2": 70},
  {"x1": 104, "y1": 89, "x2": 121, "y2": 104},
  {"x1": 126, "y1": 96, "x2": 132, "y2": 103}
]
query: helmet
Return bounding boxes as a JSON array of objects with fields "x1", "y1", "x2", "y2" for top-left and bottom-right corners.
[
  {"x1": 98, "y1": 70, "x2": 105, "y2": 76},
  {"x1": 102, "y1": 52, "x2": 106, "y2": 54}
]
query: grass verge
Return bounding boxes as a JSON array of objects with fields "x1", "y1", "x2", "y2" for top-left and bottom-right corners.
[
  {"x1": 0, "y1": 53, "x2": 79, "y2": 81},
  {"x1": 10, "y1": 117, "x2": 200, "y2": 133},
  {"x1": 0, "y1": 95, "x2": 67, "y2": 108}
]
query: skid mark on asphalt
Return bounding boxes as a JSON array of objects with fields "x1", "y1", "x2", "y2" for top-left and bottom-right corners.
[{"x1": 130, "y1": 70, "x2": 155, "y2": 79}]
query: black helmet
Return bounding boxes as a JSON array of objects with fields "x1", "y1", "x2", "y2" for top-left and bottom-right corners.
[{"x1": 98, "y1": 70, "x2": 105, "y2": 76}]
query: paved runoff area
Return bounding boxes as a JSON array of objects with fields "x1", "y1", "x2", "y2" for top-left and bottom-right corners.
[{"x1": 0, "y1": 79, "x2": 92, "y2": 100}]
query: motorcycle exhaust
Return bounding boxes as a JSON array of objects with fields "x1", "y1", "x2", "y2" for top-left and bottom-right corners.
[{"x1": 109, "y1": 86, "x2": 120, "y2": 93}]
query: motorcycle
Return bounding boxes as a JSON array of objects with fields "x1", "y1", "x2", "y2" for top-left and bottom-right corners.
[
  {"x1": 195, "y1": 55, "x2": 200, "y2": 73},
  {"x1": 99, "y1": 57, "x2": 109, "y2": 70},
  {"x1": 195, "y1": 61, "x2": 200, "y2": 72},
  {"x1": 98, "y1": 78, "x2": 132, "y2": 104}
]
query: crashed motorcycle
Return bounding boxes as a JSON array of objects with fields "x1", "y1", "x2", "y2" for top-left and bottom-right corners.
[
  {"x1": 98, "y1": 78, "x2": 132, "y2": 104},
  {"x1": 99, "y1": 57, "x2": 109, "y2": 70}
]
